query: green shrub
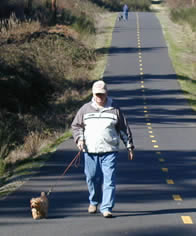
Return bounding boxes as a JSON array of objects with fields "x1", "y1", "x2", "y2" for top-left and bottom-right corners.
[
  {"x1": 126, "y1": 0, "x2": 151, "y2": 11},
  {"x1": 89, "y1": 0, "x2": 151, "y2": 11},
  {"x1": 57, "y1": 9, "x2": 95, "y2": 34},
  {"x1": 0, "y1": 115, "x2": 17, "y2": 161},
  {"x1": 72, "y1": 14, "x2": 96, "y2": 34},
  {"x1": 0, "y1": 30, "x2": 96, "y2": 113},
  {"x1": 0, "y1": 159, "x2": 6, "y2": 177},
  {"x1": 170, "y1": 7, "x2": 196, "y2": 31}
]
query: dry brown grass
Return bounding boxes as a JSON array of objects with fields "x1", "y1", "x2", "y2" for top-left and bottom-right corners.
[
  {"x1": 156, "y1": 4, "x2": 196, "y2": 110},
  {"x1": 166, "y1": 0, "x2": 193, "y2": 8},
  {"x1": 0, "y1": 0, "x2": 117, "y2": 184},
  {"x1": 0, "y1": 14, "x2": 41, "y2": 41},
  {"x1": 23, "y1": 132, "x2": 43, "y2": 157}
]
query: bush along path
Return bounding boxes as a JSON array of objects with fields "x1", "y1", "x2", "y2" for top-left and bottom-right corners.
[
  {"x1": 0, "y1": 2, "x2": 98, "y2": 186},
  {"x1": 0, "y1": 7, "x2": 117, "y2": 196}
]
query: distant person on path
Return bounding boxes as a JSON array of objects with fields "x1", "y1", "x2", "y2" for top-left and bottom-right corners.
[
  {"x1": 123, "y1": 4, "x2": 129, "y2": 21},
  {"x1": 71, "y1": 80, "x2": 134, "y2": 218}
]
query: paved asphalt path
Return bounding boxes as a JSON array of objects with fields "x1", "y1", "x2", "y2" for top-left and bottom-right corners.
[{"x1": 1, "y1": 12, "x2": 196, "y2": 236}]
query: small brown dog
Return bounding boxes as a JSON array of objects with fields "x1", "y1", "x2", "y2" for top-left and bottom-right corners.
[{"x1": 30, "y1": 192, "x2": 48, "y2": 220}]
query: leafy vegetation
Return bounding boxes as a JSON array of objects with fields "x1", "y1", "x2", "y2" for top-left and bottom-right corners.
[
  {"x1": 166, "y1": 0, "x2": 196, "y2": 31},
  {"x1": 157, "y1": 2, "x2": 196, "y2": 111},
  {"x1": 90, "y1": 0, "x2": 151, "y2": 11},
  {"x1": 170, "y1": 7, "x2": 196, "y2": 31}
]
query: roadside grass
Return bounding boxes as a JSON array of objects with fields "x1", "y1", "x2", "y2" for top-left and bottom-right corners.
[
  {"x1": 170, "y1": 7, "x2": 196, "y2": 32},
  {"x1": 0, "y1": 130, "x2": 72, "y2": 198},
  {"x1": 155, "y1": 4, "x2": 196, "y2": 111},
  {"x1": 91, "y1": 13, "x2": 118, "y2": 80}
]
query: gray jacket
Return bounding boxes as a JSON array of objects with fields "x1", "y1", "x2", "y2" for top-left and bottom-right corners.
[{"x1": 71, "y1": 97, "x2": 134, "y2": 153}]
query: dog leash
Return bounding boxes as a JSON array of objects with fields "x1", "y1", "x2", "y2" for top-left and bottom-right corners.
[{"x1": 47, "y1": 150, "x2": 81, "y2": 196}]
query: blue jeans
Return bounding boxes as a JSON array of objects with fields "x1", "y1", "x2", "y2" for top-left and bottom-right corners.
[
  {"x1": 123, "y1": 11, "x2": 128, "y2": 21},
  {"x1": 84, "y1": 152, "x2": 118, "y2": 213}
]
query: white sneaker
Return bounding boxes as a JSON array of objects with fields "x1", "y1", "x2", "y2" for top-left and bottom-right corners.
[
  {"x1": 88, "y1": 205, "x2": 97, "y2": 213},
  {"x1": 103, "y1": 211, "x2": 112, "y2": 218}
]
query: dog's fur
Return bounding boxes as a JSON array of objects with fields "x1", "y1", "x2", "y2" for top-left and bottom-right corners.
[{"x1": 30, "y1": 192, "x2": 48, "y2": 220}]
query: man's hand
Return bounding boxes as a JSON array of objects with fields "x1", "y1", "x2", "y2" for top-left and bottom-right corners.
[
  {"x1": 128, "y1": 149, "x2": 134, "y2": 160},
  {"x1": 77, "y1": 140, "x2": 84, "y2": 151}
]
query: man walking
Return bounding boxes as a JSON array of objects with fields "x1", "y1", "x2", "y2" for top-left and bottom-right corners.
[
  {"x1": 123, "y1": 4, "x2": 129, "y2": 21},
  {"x1": 71, "y1": 80, "x2": 134, "y2": 218}
]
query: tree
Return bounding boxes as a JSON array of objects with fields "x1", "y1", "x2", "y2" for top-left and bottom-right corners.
[{"x1": 51, "y1": 0, "x2": 57, "y2": 12}]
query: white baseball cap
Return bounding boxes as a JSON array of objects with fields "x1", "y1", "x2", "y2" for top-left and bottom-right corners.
[{"x1": 92, "y1": 80, "x2": 107, "y2": 94}]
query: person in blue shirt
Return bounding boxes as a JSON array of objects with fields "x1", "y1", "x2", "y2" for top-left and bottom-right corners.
[{"x1": 123, "y1": 4, "x2": 129, "y2": 21}]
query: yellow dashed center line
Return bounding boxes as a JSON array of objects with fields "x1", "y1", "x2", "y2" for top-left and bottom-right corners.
[
  {"x1": 161, "y1": 168, "x2": 168, "y2": 172},
  {"x1": 172, "y1": 194, "x2": 182, "y2": 201},
  {"x1": 166, "y1": 179, "x2": 174, "y2": 184},
  {"x1": 137, "y1": 16, "x2": 178, "y2": 213},
  {"x1": 181, "y1": 216, "x2": 193, "y2": 224},
  {"x1": 137, "y1": 16, "x2": 176, "y2": 205}
]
